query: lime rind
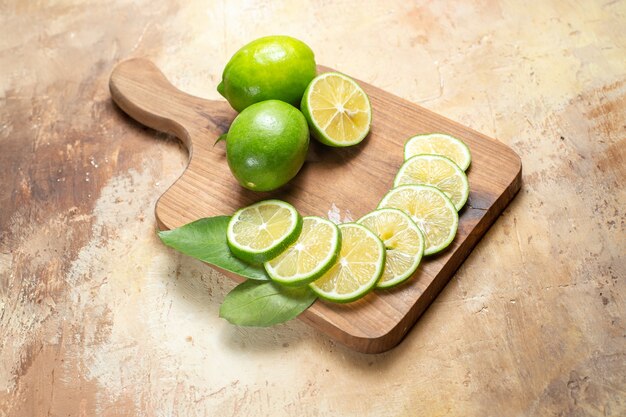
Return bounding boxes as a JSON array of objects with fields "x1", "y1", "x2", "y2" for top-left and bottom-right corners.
[
  {"x1": 393, "y1": 154, "x2": 470, "y2": 211},
  {"x1": 301, "y1": 72, "x2": 372, "y2": 147},
  {"x1": 378, "y1": 184, "x2": 459, "y2": 256},
  {"x1": 357, "y1": 208, "x2": 425, "y2": 289},
  {"x1": 309, "y1": 223, "x2": 385, "y2": 303},
  {"x1": 227, "y1": 200, "x2": 303, "y2": 264},
  {"x1": 404, "y1": 133, "x2": 472, "y2": 171},
  {"x1": 264, "y1": 216, "x2": 341, "y2": 287}
]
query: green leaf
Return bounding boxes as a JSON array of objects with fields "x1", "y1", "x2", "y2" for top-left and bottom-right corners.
[
  {"x1": 158, "y1": 216, "x2": 269, "y2": 281},
  {"x1": 219, "y1": 280, "x2": 317, "y2": 326}
]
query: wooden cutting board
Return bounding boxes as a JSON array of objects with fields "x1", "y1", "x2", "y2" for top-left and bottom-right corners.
[{"x1": 110, "y1": 58, "x2": 522, "y2": 354}]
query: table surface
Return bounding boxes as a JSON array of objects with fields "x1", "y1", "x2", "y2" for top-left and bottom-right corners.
[{"x1": 1, "y1": 1, "x2": 624, "y2": 416}]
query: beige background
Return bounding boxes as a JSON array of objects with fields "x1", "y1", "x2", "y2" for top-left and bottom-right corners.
[{"x1": 1, "y1": 0, "x2": 624, "y2": 416}]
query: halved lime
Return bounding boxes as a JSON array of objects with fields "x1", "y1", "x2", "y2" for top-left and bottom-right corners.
[
  {"x1": 378, "y1": 185, "x2": 458, "y2": 256},
  {"x1": 300, "y1": 72, "x2": 372, "y2": 147},
  {"x1": 357, "y1": 208, "x2": 425, "y2": 289},
  {"x1": 394, "y1": 154, "x2": 469, "y2": 211},
  {"x1": 264, "y1": 216, "x2": 341, "y2": 286},
  {"x1": 309, "y1": 223, "x2": 385, "y2": 303},
  {"x1": 227, "y1": 200, "x2": 302, "y2": 263},
  {"x1": 404, "y1": 133, "x2": 472, "y2": 171}
]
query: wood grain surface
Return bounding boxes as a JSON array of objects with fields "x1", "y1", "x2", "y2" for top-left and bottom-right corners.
[
  {"x1": 1, "y1": 0, "x2": 624, "y2": 416},
  {"x1": 110, "y1": 58, "x2": 522, "y2": 353}
]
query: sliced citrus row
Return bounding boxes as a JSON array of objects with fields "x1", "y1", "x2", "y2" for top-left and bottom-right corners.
[
  {"x1": 404, "y1": 133, "x2": 472, "y2": 171},
  {"x1": 378, "y1": 185, "x2": 459, "y2": 256},
  {"x1": 264, "y1": 216, "x2": 341, "y2": 286},
  {"x1": 309, "y1": 223, "x2": 385, "y2": 303},
  {"x1": 357, "y1": 209, "x2": 425, "y2": 289},
  {"x1": 301, "y1": 72, "x2": 372, "y2": 147},
  {"x1": 394, "y1": 154, "x2": 469, "y2": 211},
  {"x1": 227, "y1": 200, "x2": 303, "y2": 263}
]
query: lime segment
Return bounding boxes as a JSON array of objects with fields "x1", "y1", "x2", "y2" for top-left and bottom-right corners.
[
  {"x1": 264, "y1": 216, "x2": 341, "y2": 286},
  {"x1": 394, "y1": 154, "x2": 469, "y2": 211},
  {"x1": 404, "y1": 133, "x2": 472, "y2": 171},
  {"x1": 358, "y1": 208, "x2": 425, "y2": 289},
  {"x1": 301, "y1": 72, "x2": 372, "y2": 147},
  {"x1": 227, "y1": 200, "x2": 302, "y2": 263},
  {"x1": 309, "y1": 223, "x2": 385, "y2": 303},
  {"x1": 378, "y1": 185, "x2": 458, "y2": 256}
]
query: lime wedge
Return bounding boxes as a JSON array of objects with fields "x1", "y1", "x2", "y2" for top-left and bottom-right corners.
[
  {"x1": 394, "y1": 154, "x2": 469, "y2": 211},
  {"x1": 358, "y1": 208, "x2": 425, "y2": 289},
  {"x1": 309, "y1": 223, "x2": 385, "y2": 303},
  {"x1": 264, "y1": 216, "x2": 341, "y2": 286},
  {"x1": 227, "y1": 200, "x2": 302, "y2": 263},
  {"x1": 300, "y1": 72, "x2": 372, "y2": 147},
  {"x1": 404, "y1": 133, "x2": 472, "y2": 171},
  {"x1": 378, "y1": 185, "x2": 458, "y2": 256}
]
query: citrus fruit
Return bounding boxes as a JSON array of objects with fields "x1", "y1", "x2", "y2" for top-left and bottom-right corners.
[
  {"x1": 394, "y1": 154, "x2": 469, "y2": 211},
  {"x1": 218, "y1": 35, "x2": 317, "y2": 112},
  {"x1": 378, "y1": 185, "x2": 458, "y2": 256},
  {"x1": 227, "y1": 200, "x2": 303, "y2": 264},
  {"x1": 264, "y1": 216, "x2": 341, "y2": 286},
  {"x1": 300, "y1": 72, "x2": 372, "y2": 147},
  {"x1": 404, "y1": 133, "x2": 472, "y2": 171},
  {"x1": 309, "y1": 223, "x2": 385, "y2": 303},
  {"x1": 225, "y1": 100, "x2": 309, "y2": 192},
  {"x1": 357, "y1": 208, "x2": 425, "y2": 289}
]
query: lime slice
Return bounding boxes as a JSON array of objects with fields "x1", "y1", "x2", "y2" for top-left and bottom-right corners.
[
  {"x1": 357, "y1": 208, "x2": 425, "y2": 289},
  {"x1": 300, "y1": 72, "x2": 372, "y2": 147},
  {"x1": 227, "y1": 200, "x2": 302, "y2": 263},
  {"x1": 394, "y1": 154, "x2": 469, "y2": 211},
  {"x1": 264, "y1": 216, "x2": 341, "y2": 286},
  {"x1": 404, "y1": 133, "x2": 472, "y2": 171},
  {"x1": 378, "y1": 185, "x2": 458, "y2": 256},
  {"x1": 309, "y1": 223, "x2": 385, "y2": 303}
]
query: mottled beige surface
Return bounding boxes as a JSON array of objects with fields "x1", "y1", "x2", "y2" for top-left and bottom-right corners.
[{"x1": 1, "y1": 1, "x2": 624, "y2": 416}]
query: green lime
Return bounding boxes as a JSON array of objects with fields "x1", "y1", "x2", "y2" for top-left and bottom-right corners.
[
  {"x1": 218, "y1": 36, "x2": 317, "y2": 112},
  {"x1": 394, "y1": 154, "x2": 469, "y2": 211},
  {"x1": 300, "y1": 72, "x2": 372, "y2": 147},
  {"x1": 404, "y1": 133, "x2": 472, "y2": 171},
  {"x1": 309, "y1": 223, "x2": 385, "y2": 303},
  {"x1": 357, "y1": 208, "x2": 425, "y2": 289},
  {"x1": 264, "y1": 216, "x2": 341, "y2": 286},
  {"x1": 225, "y1": 100, "x2": 309, "y2": 192},
  {"x1": 227, "y1": 199, "x2": 303, "y2": 264},
  {"x1": 378, "y1": 185, "x2": 458, "y2": 256}
]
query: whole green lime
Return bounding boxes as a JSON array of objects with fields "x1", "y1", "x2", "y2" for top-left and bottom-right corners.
[
  {"x1": 218, "y1": 36, "x2": 317, "y2": 112},
  {"x1": 225, "y1": 100, "x2": 309, "y2": 192}
]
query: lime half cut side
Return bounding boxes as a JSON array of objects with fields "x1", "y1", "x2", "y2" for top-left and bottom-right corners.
[
  {"x1": 301, "y1": 72, "x2": 372, "y2": 147},
  {"x1": 404, "y1": 133, "x2": 472, "y2": 171},
  {"x1": 378, "y1": 185, "x2": 458, "y2": 256},
  {"x1": 264, "y1": 216, "x2": 341, "y2": 286},
  {"x1": 394, "y1": 154, "x2": 469, "y2": 211},
  {"x1": 227, "y1": 200, "x2": 302, "y2": 264},
  {"x1": 358, "y1": 208, "x2": 425, "y2": 289},
  {"x1": 309, "y1": 223, "x2": 385, "y2": 303}
]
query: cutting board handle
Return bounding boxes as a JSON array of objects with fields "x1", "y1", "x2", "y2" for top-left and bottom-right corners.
[{"x1": 109, "y1": 58, "x2": 235, "y2": 148}]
